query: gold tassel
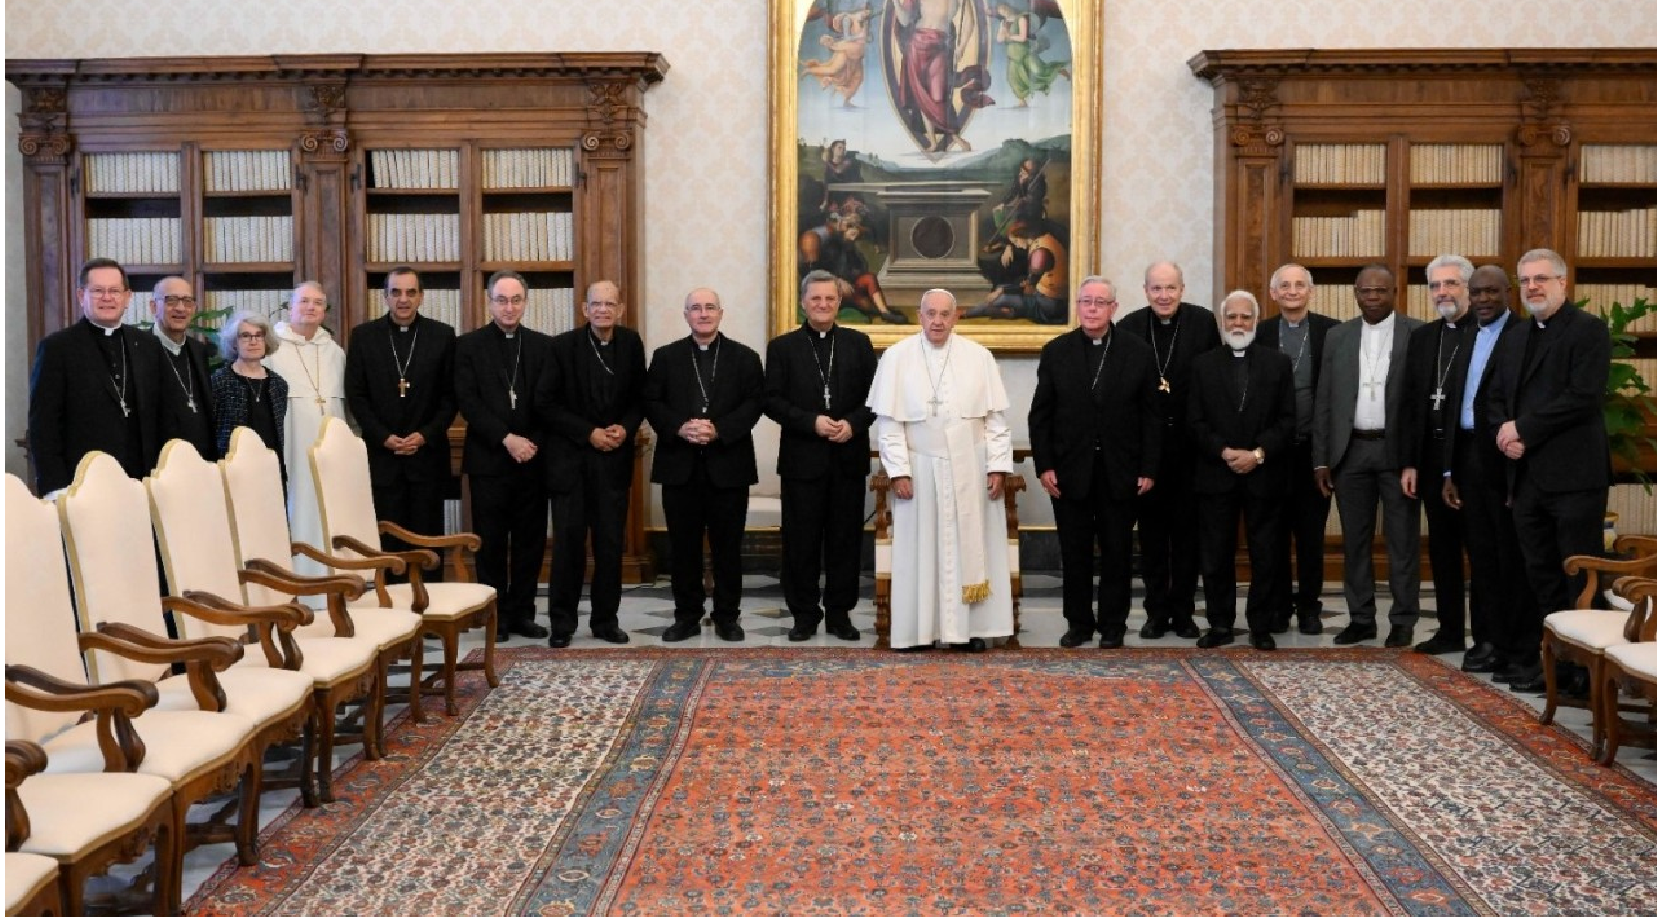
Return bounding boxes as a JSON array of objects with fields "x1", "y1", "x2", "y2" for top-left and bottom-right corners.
[{"x1": 961, "y1": 581, "x2": 991, "y2": 604}]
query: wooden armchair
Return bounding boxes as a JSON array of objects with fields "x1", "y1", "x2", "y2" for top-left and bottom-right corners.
[
  {"x1": 1598, "y1": 576, "x2": 1657, "y2": 765},
  {"x1": 309, "y1": 417, "x2": 499, "y2": 715},
  {"x1": 4, "y1": 741, "x2": 61, "y2": 917},
  {"x1": 1543, "y1": 535, "x2": 1657, "y2": 758},
  {"x1": 868, "y1": 455, "x2": 1027, "y2": 651}
]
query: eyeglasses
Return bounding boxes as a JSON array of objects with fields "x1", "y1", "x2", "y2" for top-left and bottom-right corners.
[
  {"x1": 491, "y1": 296, "x2": 526, "y2": 307},
  {"x1": 1517, "y1": 273, "x2": 1563, "y2": 287},
  {"x1": 237, "y1": 331, "x2": 266, "y2": 340},
  {"x1": 1426, "y1": 280, "x2": 1464, "y2": 291},
  {"x1": 85, "y1": 287, "x2": 126, "y2": 299},
  {"x1": 161, "y1": 295, "x2": 196, "y2": 306},
  {"x1": 1076, "y1": 297, "x2": 1117, "y2": 306}
]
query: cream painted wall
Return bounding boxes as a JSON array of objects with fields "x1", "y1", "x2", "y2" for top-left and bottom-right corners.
[{"x1": 7, "y1": 1, "x2": 1653, "y2": 525}]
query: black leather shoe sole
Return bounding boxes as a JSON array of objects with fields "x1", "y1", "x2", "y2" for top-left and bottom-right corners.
[
  {"x1": 1250, "y1": 632, "x2": 1277, "y2": 651},
  {"x1": 511, "y1": 622, "x2": 550, "y2": 640},
  {"x1": 715, "y1": 624, "x2": 745, "y2": 642},
  {"x1": 660, "y1": 623, "x2": 700, "y2": 643},
  {"x1": 1139, "y1": 621, "x2": 1168, "y2": 640},
  {"x1": 1172, "y1": 620, "x2": 1203, "y2": 640},
  {"x1": 828, "y1": 623, "x2": 861, "y2": 641},
  {"x1": 1097, "y1": 630, "x2": 1125, "y2": 649},
  {"x1": 592, "y1": 627, "x2": 630, "y2": 644},
  {"x1": 787, "y1": 627, "x2": 816, "y2": 642},
  {"x1": 1298, "y1": 618, "x2": 1324, "y2": 636},
  {"x1": 1196, "y1": 629, "x2": 1235, "y2": 649},
  {"x1": 1059, "y1": 630, "x2": 1093, "y2": 648},
  {"x1": 548, "y1": 634, "x2": 573, "y2": 649},
  {"x1": 1384, "y1": 630, "x2": 1414, "y2": 648},
  {"x1": 1332, "y1": 626, "x2": 1377, "y2": 645},
  {"x1": 1413, "y1": 635, "x2": 1464, "y2": 655}
]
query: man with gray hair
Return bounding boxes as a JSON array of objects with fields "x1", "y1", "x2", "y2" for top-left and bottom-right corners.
[
  {"x1": 1187, "y1": 290, "x2": 1296, "y2": 649},
  {"x1": 149, "y1": 275, "x2": 217, "y2": 459}
]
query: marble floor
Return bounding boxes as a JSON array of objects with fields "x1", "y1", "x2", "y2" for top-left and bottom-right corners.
[{"x1": 168, "y1": 572, "x2": 1657, "y2": 905}]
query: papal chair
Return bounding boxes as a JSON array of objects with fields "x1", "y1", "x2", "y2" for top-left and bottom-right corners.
[
  {"x1": 309, "y1": 417, "x2": 499, "y2": 715},
  {"x1": 1598, "y1": 576, "x2": 1657, "y2": 765},
  {"x1": 149, "y1": 438, "x2": 384, "y2": 806},
  {"x1": 219, "y1": 428, "x2": 424, "y2": 763},
  {"x1": 54, "y1": 454, "x2": 273, "y2": 872},
  {"x1": 5, "y1": 474, "x2": 183, "y2": 915}
]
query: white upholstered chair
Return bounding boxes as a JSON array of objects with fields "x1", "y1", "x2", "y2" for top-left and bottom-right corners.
[
  {"x1": 1598, "y1": 576, "x2": 1657, "y2": 765},
  {"x1": 220, "y1": 428, "x2": 423, "y2": 761},
  {"x1": 309, "y1": 417, "x2": 499, "y2": 715}
]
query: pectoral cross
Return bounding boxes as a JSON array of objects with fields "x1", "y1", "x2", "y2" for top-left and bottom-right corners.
[
  {"x1": 823, "y1": 385, "x2": 832, "y2": 410},
  {"x1": 1158, "y1": 376, "x2": 1171, "y2": 394},
  {"x1": 397, "y1": 378, "x2": 410, "y2": 398},
  {"x1": 1363, "y1": 380, "x2": 1381, "y2": 401},
  {"x1": 928, "y1": 394, "x2": 944, "y2": 416},
  {"x1": 1430, "y1": 388, "x2": 1446, "y2": 411},
  {"x1": 509, "y1": 389, "x2": 518, "y2": 410},
  {"x1": 314, "y1": 396, "x2": 325, "y2": 408}
]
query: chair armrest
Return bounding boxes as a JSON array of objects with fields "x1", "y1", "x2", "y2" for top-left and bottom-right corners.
[
  {"x1": 1613, "y1": 534, "x2": 1657, "y2": 557},
  {"x1": 6, "y1": 668, "x2": 155, "y2": 772},
  {"x1": 378, "y1": 521, "x2": 481, "y2": 554},
  {"x1": 1612, "y1": 576, "x2": 1657, "y2": 642},
  {"x1": 6, "y1": 740, "x2": 49, "y2": 783},
  {"x1": 1566, "y1": 552, "x2": 1657, "y2": 608},
  {"x1": 83, "y1": 625, "x2": 243, "y2": 666},
  {"x1": 244, "y1": 559, "x2": 368, "y2": 596},
  {"x1": 292, "y1": 541, "x2": 407, "y2": 576},
  {"x1": 336, "y1": 534, "x2": 439, "y2": 572},
  {"x1": 175, "y1": 592, "x2": 312, "y2": 670}
]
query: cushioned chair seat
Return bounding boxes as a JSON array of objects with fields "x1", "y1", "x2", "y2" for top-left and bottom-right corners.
[
  {"x1": 4, "y1": 851, "x2": 58, "y2": 913},
  {"x1": 335, "y1": 607, "x2": 422, "y2": 650},
  {"x1": 382, "y1": 582, "x2": 494, "y2": 620},
  {"x1": 42, "y1": 710, "x2": 252, "y2": 784},
  {"x1": 239, "y1": 637, "x2": 378, "y2": 684},
  {"x1": 1604, "y1": 642, "x2": 1657, "y2": 679},
  {"x1": 153, "y1": 666, "x2": 313, "y2": 722},
  {"x1": 15, "y1": 772, "x2": 172, "y2": 859},
  {"x1": 1545, "y1": 609, "x2": 1631, "y2": 652}
]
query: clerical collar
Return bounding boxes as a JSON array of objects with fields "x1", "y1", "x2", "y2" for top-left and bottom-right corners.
[
  {"x1": 1480, "y1": 311, "x2": 1509, "y2": 330},
  {"x1": 1283, "y1": 315, "x2": 1305, "y2": 328},
  {"x1": 1232, "y1": 349, "x2": 1246, "y2": 358},
  {"x1": 393, "y1": 314, "x2": 419, "y2": 332},
  {"x1": 1157, "y1": 314, "x2": 1174, "y2": 326},
  {"x1": 812, "y1": 325, "x2": 835, "y2": 338},
  {"x1": 90, "y1": 319, "x2": 122, "y2": 336},
  {"x1": 152, "y1": 322, "x2": 185, "y2": 355},
  {"x1": 695, "y1": 334, "x2": 719, "y2": 350}
]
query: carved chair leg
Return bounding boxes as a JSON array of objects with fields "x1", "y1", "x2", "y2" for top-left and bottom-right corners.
[
  {"x1": 1539, "y1": 638, "x2": 1560, "y2": 725},
  {"x1": 482, "y1": 603, "x2": 501, "y2": 689},
  {"x1": 363, "y1": 657, "x2": 386, "y2": 763},
  {"x1": 440, "y1": 627, "x2": 461, "y2": 716},
  {"x1": 300, "y1": 716, "x2": 320, "y2": 808},
  {"x1": 317, "y1": 699, "x2": 340, "y2": 804},
  {"x1": 1599, "y1": 665, "x2": 1621, "y2": 766},
  {"x1": 236, "y1": 756, "x2": 262, "y2": 866}
]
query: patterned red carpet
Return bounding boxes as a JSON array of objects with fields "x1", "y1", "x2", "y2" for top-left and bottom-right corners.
[{"x1": 188, "y1": 648, "x2": 1657, "y2": 915}]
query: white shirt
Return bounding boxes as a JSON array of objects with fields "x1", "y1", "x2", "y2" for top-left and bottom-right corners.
[{"x1": 1353, "y1": 312, "x2": 1395, "y2": 431}]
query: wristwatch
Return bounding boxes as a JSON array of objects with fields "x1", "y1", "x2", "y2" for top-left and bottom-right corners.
[{"x1": 1252, "y1": 447, "x2": 1266, "y2": 464}]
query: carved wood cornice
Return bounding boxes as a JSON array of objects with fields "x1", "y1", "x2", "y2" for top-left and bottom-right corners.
[
  {"x1": 1228, "y1": 78, "x2": 1285, "y2": 150},
  {"x1": 1515, "y1": 75, "x2": 1572, "y2": 147},
  {"x1": 7, "y1": 53, "x2": 670, "y2": 87},
  {"x1": 16, "y1": 85, "x2": 72, "y2": 161},
  {"x1": 582, "y1": 82, "x2": 637, "y2": 155},
  {"x1": 1188, "y1": 48, "x2": 1657, "y2": 80}
]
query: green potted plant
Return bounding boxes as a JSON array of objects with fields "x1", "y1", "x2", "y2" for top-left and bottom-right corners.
[{"x1": 1598, "y1": 295, "x2": 1657, "y2": 489}]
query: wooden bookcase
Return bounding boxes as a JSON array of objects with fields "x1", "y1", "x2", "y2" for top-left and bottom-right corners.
[
  {"x1": 1188, "y1": 49, "x2": 1657, "y2": 340},
  {"x1": 8, "y1": 53, "x2": 668, "y2": 582}
]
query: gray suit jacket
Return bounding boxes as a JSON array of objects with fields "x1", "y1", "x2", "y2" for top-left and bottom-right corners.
[{"x1": 1313, "y1": 313, "x2": 1422, "y2": 471}]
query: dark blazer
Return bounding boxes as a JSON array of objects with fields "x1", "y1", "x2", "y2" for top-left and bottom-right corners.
[
  {"x1": 1115, "y1": 302, "x2": 1222, "y2": 458},
  {"x1": 646, "y1": 333, "x2": 765, "y2": 489},
  {"x1": 455, "y1": 323, "x2": 552, "y2": 477},
  {"x1": 209, "y1": 364, "x2": 289, "y2": 458},
  {"x1": 344, "y1": 314, "x2": 457, "y2": 484},
  {"x1": 1399, "y1": 317, "x2": 1469, "y2": 474},
  {"x1": 1257, "y1": 311, "x2": 1338, "y2": 437},
  {"x1": 1187, "y1": 345, "x2": 1297, "y2": 495},
  {"x1": 158, "y1": 335, "x2": 219, "y2": 460},
  {"x1": 762, "y1": 324, "x2": 877, "y2": 480},
  {"x1": 28, "y1": 320, "x2": 167, "y2": 493},
  {"x1": 1028, "y1": 327, "x2": 1163, "y2": 501},
  {"x1": 1485, "y1": 302, "x2": 1612, "y2": 494},
  {"x1": 1313, "y1": 313, "x2": 1422, "y2": 471},
  {"x1": 1442, "y1": 312, "x2": 1522, "y2": 479},
  {"x1": 536, "y1": 324, "x2": 647, "y2": 493}
]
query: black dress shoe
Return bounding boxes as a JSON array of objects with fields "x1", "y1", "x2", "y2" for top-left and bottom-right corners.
[
  {"x1": 1250, "y1": 631, "x2": 1277, "y2": 651},
  {"x1": 1461, "y1": 642, "x2": 1499, "y2": 672},
  {"x1": 1196, "y1": 627, "x2": 1236, "y2": 649},
  {"x1": 1172, "y1": 619, "x2": 1202, "y2": 641},
  {"x1": 1384, "y1": 627, "x2": 1415, "y2": 648},
  {"x1": 1097, "y1": 627, "x2": 1125, "y2": 650},
  {"x1": 510, "y1": 620, "x2": 550, "y2": 640},
  {"x1": 1333, "y1": 624, "x2": 1377, "y2": 645},
  {"x1": 828, "y1": 622, "x2": 861, "y2": 641},
  {"x1": 964, "y1": 637, "x2": 987, "y2": 652},
  {"x1": 496, "y1": 628, "x2": 512, "y2": 642},
  {"x1": 1139, "y1": 620, "x2": 1168, "y2": 640},
  {"x1": 1413, "y1": 633, "x2": 1465, "y2": 655},
  {"x1": 548, "y1": 633, "x2": 573, "y2": 649},
  {"x1": 661, "y1": 621, "x2": 701, "y2": 643},
  {"x1": 1059, "y1": 629, "x2": 1093, "y2": 648},
  {"x1": 1270, "y1": 611, "x2": 1292, "y2": 636},
  {"x1": 1298, "y1": 616, "x2": 1324, "y2": 636},
  {"x1": 787, "y1": 624, "x2": 817, "y2": 642},
  {"x1": 592, "y1": 624, "x2": 630, "y2": 644},
  {"x1": 1508, "y1": 666, "x2": 1547, "y2": 694},
  {"x1": 714, "y1": 621, "x2": 745, "y2": 642}
]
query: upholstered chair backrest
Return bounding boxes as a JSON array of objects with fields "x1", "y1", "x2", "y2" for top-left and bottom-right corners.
[
  {"x1": 58, "y1": 453, "x2": 171, "y2": 685},
  {"x1": 4, "y1": 475, "x2": 89, "y2": 743},
  {"x1": 219, "y1": 428, "x2": 298, "y2": 610},
  {"x1": 146, "y1": 440, "x2": 246, "y2": 642},
  {"x1": 308, "y1": 416, "x2": 381, "y2": 557}
]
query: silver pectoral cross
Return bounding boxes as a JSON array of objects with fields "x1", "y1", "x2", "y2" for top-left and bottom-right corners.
[
  {"x1": 1364, "y1": 380, "x2": 1381, "y2": 401},
  {"x1": 1430, "y1": 388, "x2": 1446, "y2": 411},
  {"x1": 509, "y1": 389, "x2": 517, "y2": 410},
  {"x1": 824, "y1": 385, "x2": 832, "y2": 409},
  {"x1": 927, "y1": 394, "x2": 944, "y2": 416}
]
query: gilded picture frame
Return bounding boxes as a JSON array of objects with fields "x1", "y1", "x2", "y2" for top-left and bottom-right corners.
[{"x1": 770, "y1": 0, "x2": 1102, "y2": 354}]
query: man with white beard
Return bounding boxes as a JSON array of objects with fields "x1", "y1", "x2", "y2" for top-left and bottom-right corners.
[{"x1": 1186, "y1": 290, "x2": 1297, "y2": 650}]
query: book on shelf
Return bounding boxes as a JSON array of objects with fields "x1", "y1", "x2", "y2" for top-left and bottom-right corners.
[
  {"x1": 84, "y1": 151, "x2": 180, "y2": 195},
  {"x1": 86, "y1": 216, "x2": 181, "y2": 265},
  {"x1": 482, "y1": 148, "x2": 576, "y2": 189},
  {"x1": 1576, "y1": 208, "x2": 1657, "y2": 258},
  {"x1": 364, "y1": 287, "x2": 462, "y2": 330},
  {"x1": 369, "y1": 149, "x2": 459, "y2": 190},
  {"x1": 1408, "y1": 143, "x2": 1503, "y2": 184},
  {"x1": 1408, "y1": 208, "x2": 1501, "y2": 258},
  {"x1": 369, "y1": 212, "x2": 460, "y2": 262},
  {"x1": 203, "y1": 150, "x2": 292, "y2": 193},
  {"x1": 1577, "y1": 283, "x2": 1657, "y2": 333},
  {"x1": 204, "y1": 215, "x2": 293, "y2": 263},
  {"x1": 203, "y1": 289, "x2": 290, "y2": 325},
  {"x1": 1291, "y1": 209, "x2": 1385, "y2": 258},
  {"x1": 1308, "y1": 282, "x2": 1360, "y2": 322},
  {"x1": 1581, "y1": 144, "x2": 1657, "y2": 184},
  {"x1": 1293, "y1": 143, "x2": 1386, "y2": 185}
]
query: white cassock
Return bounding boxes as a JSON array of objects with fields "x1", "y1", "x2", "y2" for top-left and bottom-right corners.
[
  {"x1": 265, "y1": 321, "x2": 347, "y2": 579},
  {"x1": 868, "y1": 332, "x2": 1015, "y2": 648}
]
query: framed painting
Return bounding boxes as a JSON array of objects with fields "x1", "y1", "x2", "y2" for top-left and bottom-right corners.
[{"x1": 770, "y1": 0, "x2": 1102, "y2": 353}]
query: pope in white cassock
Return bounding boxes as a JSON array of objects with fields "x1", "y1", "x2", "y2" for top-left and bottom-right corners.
[{"x1": 868, "y1": 289, "x2": 1016, "y2": 651}]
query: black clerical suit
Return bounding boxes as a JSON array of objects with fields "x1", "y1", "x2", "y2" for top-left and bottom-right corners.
[
  {"x1": 1115, "y1": 302, "x2": 1221, "y2": 631},
  {"x1": 1029, "y1": 327, "x2": 1162, "y2": 639},
  {"x1": 646, "y1": 333, "x2": 765, "y2": 627},
  {"x1": 28, "y1": 320, "x2": 167, "y2": 494},
  {"x1": 537, "y1": 324, "x2": 646, "y2": 639},
  {"x1": 344, "y1": 314, "x2": 458, "y2": 567},
  {"x1": 763, "y1": 323, "x2": 877, "y2": 633},
  {"x1": 157, "y1": 333, "x2": 218, "y2": 461},
  {"x1": 1256, "y1": 311, "x2": 1338, "y2": 628},
  {"x1": 456, "y1": 323, "x2": 552, "y2": 630},
  {"x1": 1400, "y1": 317, "x2": 1472, "y2": 644},
  {"x1": 1485, "y1": 302, "x2": 1612, "y2": 618},
  {"x1": 1188, "y1": 345, "x2": 1297, "y2": 636},
  {"x1": 1443, "y1": 310, "x2": 1538, "y2": 665}
]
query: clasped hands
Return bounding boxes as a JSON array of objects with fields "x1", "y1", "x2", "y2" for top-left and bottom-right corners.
[
  {"x1": 892, "y1": 472, "x2": 1008, "y2": 502},
  {"x1": 677, "y1": 418, "x2": 718, "y2": 446},
  {"x1": 1038, "y1": 470, "x2": 1153, "y2": 499},
  {"x1": 588, "y1": 424, "x2": 627, "y2": 452},
  {"x1": 1495, "y1": 420, "x2": 1526, "y2": 460},
  {"x1": 1220, "y1": 447, "x2": 1260, "y2": 475},
  {"x1": 814, "y1": 415, "x2": 854, "y2": 443},
  {"x1": 502, "y1": 433, "x2": 537, "y2": 463},
  {"x1": 382, "y1": 431, "x2": 426, "y2": 457}
]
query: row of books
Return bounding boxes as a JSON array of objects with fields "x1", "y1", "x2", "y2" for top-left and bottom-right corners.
[
  {"x1": 85, "y1": 152, "x2": 180, "y2": 195},
  {"x1": 1309, "y1": 283, "x2": 1362, "y2": 322},
  {"x1": 88, "y1": 218, "x2": 182, "y2": 265},
  {"x1": 367, "y1": 213, "x2": 461, "y2": 263},
  {"x1": 1582, "y1": 145, "x2": 1657, "y2": 184},
  {"x1": 370, "y1": 150, "x2": 461, "y2": 190},
  {"x1": 1578, "y1": 284, "x2": 1657, "y2": 332},
  {"x1": 481, "y1": 212, "x2": 576, "y2": 262},
  {"x1": 1293, "y1": 143, "x2": 1386, "y2": 185},
  {"x1": 204, "y1": 216, "x2": 293, "y2": 263},
  {"x1": 1407, "y1": 209, "x2": 1502, "y2": 258},
  {"x1": 203, "y1": 150, "x2": 292, "y2": 193},
  {"x1": 364, "y1": 287, "x2": 580, "y2": 335},
  {"x1": 1576, "y1": 208, "x2": 1657, "y2": 258},
  {"x1": 1408, "y1": 144, "x2": 1503, "y2": 184},
  {"x1": 1292, "y1": 210, "x2": 1386, "y2": 258},
  {"x1": 481, "y1": 149, "x2": 576, "y2": 189}
]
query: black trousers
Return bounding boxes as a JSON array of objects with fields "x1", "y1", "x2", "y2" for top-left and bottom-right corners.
[
  {"x1": 1331, "y1": 438, "x2": 1420, "y2": 629},
  {"x1": 1276, "y1": 438, "x2": 1332, "y2": 618},
  {"x1": 1136, "y1": 449, "x2": 1199, "y2": 625},
  {"x1": 1198, "y1": 486, "x2": 1284, "y2": 634},
  {"x1": 662, "y1": 462, "x2": 749, "y2": 625},
  {"x1": 1511, "y1": 476, "x2": 1607, "y2": 619},
  {"x1": 780, "y1": 472, "x2": 866, "y2": 630},
  {"x1": 1419, "y1": 444, "x2": 1467, "y2": 641},
  {"x1": 371, "y1": 470, "x2": 448, "y2": 583},
  {"x1": 470, "y1": 466, "x2": 547, "y2": 625},
  {"x1": 548, "y1": 454, "x2": 631, "y2": 636},
  {"x1": 1455, "y1": 434, "x2": 1539, "y2": 660},
  {"x1": 1052, "y1": 452, "x2": 1136, "y2": 634}
]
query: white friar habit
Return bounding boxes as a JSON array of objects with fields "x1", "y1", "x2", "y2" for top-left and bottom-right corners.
[{"x1": 868, "y1": 331, "x2": 1016, "y2": 648}]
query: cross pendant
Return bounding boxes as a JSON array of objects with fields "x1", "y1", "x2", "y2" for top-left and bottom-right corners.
[
  {"x1": 509, "y1": 389, "x2": 518, "y2": 410},
  {"x1": 315, "y1": 396, "x2": 325, "y2": 408},
  {"x1": 1158, "y1": 376, "x2": 1171, "y2": 394},
  {"x1": 1364, "y1": 381, "x2": 1380, "y2": 401},
  {"x1": 823, "y1": 385, "x2": 832, "y2": 409},
  {"x1": 1430, "y1": 388, "x2": 1446, "y2": 411},
  {"x1": 928, "y1": 395, "x2": 944, "y2": 416},
  {"x1": 186, "y1": 397, "x2": 196, "y2": 413},
  {"x1": 397, "y1": 378, "x2": 410, "y2": 398}
]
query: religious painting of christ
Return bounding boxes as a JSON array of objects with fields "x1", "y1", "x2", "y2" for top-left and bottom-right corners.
[{"x1": 773, "y1": 0, "x2": 1102, "y2": 354}]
